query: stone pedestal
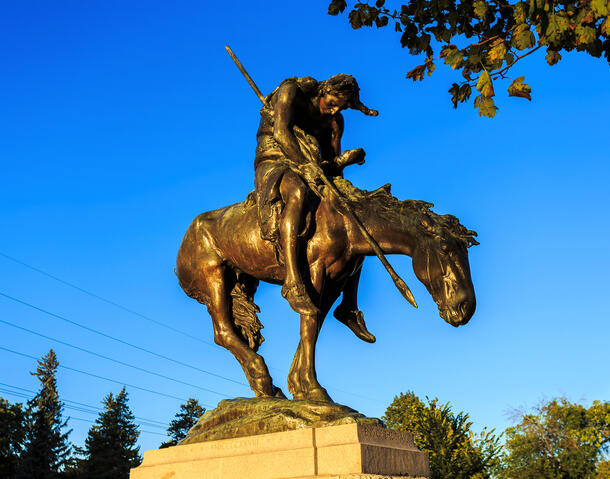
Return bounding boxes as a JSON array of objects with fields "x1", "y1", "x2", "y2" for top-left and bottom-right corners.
[{"x1": 130, "y1": 423, "x2": 429, "y2": 479}]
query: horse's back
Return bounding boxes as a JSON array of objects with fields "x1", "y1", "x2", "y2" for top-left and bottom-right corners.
[{"x1": 176, "y1": 198, "x2": 281, "y2": 290}]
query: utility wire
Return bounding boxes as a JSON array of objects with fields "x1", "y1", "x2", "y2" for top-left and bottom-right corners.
[
  {"x1": 0, "y1": 253, "x2": 385, "y2": 405},
  {"x1": 67, "y1": 417, "x2": 167, "y2": 437},
  {"x1": 0, "y1": 346, "x2": 196, "y2": 403},
  {"x1": 1, "y1": 387, "x2": 166, "y2": 437},
  {"x1": 0, "y1": 251, "x2": 217, "y2": 348},
  {"x1": 0, "y1": 382, "x2": 169, "y2": 428},
  {"x1": 0, "y1": 318, "x2": 231, "y2": 398},
  {"x1": 0, "y1": 291, "x2": 248, "y2": 388},
  {"x1": 0, "y1": 389, "x2": 167, "y2": 430}
]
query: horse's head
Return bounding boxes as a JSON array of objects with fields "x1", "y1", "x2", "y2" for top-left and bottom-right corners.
[{"x1": 409, "y1": 207, "x2": 479, "y2": 327}]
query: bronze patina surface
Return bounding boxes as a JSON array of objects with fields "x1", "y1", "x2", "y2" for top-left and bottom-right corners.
[
  {"x1": 176, "y1": 61, "x2": 478, "y2": 405},
  {"x1": 180, "y1": 397, "x2": 382, "y2": 444}
]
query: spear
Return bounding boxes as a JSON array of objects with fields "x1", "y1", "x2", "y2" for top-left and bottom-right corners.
[{"x1": 225, "y1": 45, "x2": 417, "y2": 309}]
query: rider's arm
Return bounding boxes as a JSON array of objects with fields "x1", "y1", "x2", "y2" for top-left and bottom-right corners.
[
  {"x1": 331, "y1": 113, "x2": 365, "y2": 173},
  {"x1": 331, "y1": 113, "x2": 344, "y2": 156},
  {"x1": 272, "y1": 81, "x2": 308, "y2": 164}
]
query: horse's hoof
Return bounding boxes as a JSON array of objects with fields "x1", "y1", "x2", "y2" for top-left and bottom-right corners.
[
  {"x1": 291, "y1": 391, "x2": 306, "y2": 401},
  {"x1": 305, "y1": 387, "x2": 333, "y2": 403}
]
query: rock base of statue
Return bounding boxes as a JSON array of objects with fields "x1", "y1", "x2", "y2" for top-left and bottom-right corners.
[{"x1": 130, "y1": 398, "x2": 429, "y2": 479}]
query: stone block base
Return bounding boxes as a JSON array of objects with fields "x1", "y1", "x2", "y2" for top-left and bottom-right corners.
[{"x1": 130, "y1": 423, "x2": 429, "y2": 479}]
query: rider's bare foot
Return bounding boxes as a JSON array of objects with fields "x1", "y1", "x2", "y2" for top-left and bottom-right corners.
[
  {"x1": 333, "y1": 306, "x2": 376, "y2": 343},
  {"x1": 281, "y1": 282, "x2": 319, "y2": 315}
]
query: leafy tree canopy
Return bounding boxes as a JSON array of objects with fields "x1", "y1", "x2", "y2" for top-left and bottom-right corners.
[
  {"x1": 500, "y1": 397, "x2": 610, "y2": 479},
  {"x1": 383, "y1": 391, "x2": 503, "y2": 479},
  {"x1": 160, "y1": 398, "x2": 205, "y2": 448},
  {"x1": 0, "y1": 397, "x2": 26, "y2": 479},
  {"x1": 15, "y1": 349, "x2": 71, "y2": 479},
  {"x1": 76, "y1": 387, "x2": 141, "y2": 479},
  {"x1": 328, "y1": 0, "x2": 610, "y2": 117}
]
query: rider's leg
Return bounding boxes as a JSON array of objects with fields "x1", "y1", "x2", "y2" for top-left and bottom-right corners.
[
  {"x1": 334, "y1": 261, "x2": 376, "y2": 343},
  {"x1": 278, "y1": 170, "x2": 318, "y2": 315}
]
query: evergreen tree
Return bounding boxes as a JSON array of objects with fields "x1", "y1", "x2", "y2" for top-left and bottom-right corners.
[
  {"x1": 15, "y1": 349, "x2": 71, "y2": 479},
  {"x1": 79, "y1": 387, "x2": 141, "y2": 479},
  {"x1": 0, "y1": 397, "x2": 26, "y2": 479},
  {"x1": 160, "y1": 398, "x2": 205, "y2": 448}
]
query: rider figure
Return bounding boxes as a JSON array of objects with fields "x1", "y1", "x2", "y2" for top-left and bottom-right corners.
[{"x1": 254, "y1": 74, "x2": 377, "y2": 341}]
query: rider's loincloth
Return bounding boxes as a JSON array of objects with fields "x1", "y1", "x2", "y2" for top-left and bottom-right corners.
[{"x1": 254, "y1": 140, "x2": 315, "y2": 248}]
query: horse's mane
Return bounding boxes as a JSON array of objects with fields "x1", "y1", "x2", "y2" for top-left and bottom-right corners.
[{"x1": 333, "y1": 178, "x2": 479, "y2": 248}]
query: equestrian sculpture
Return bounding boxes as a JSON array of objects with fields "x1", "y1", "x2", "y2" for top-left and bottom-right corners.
[{"x1": 176, "y1": 51, "x2": 478, "y2": 403}]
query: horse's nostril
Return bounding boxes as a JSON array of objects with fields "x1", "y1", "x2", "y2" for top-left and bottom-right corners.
[{"x1": 459, "y1": 300, "x2": 470, "y2": 317}]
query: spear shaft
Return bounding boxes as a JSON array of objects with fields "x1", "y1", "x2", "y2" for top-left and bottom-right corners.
[{"x1": 224, "y1": 45, "x2": 417, "y2": 308}]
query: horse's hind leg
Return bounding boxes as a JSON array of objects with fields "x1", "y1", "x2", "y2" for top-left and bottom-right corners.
[{"x1": 203, "y1": 264, "x2": 283, "y2": 398}]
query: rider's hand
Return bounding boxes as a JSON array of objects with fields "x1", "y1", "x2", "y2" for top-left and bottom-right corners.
[{"x1": 337, "y1": 148, "x2": 366, "y2": 168}]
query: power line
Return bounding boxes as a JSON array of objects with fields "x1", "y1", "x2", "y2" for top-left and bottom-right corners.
[
  {"x1": 0, "y1": 382, "x2": 169, "y2": 428},
  {"x1": 0, "y1": 317, "x2": 232, "y2": 398},
  {"x1": 67, "y1": 417, "x2": 167, "y2": 437},
  {"x1": 1, "y1": 388, "x2": 166, "y2": 437},
  {"x1": 0, "y1": 346, "x2": 196, "y2": 403},
  {"x1": 0, "y1": 251, "x2": 217, "y2": 348},
  {"x1": 0, "y1": 253, "x2": 385, "y2": 405},
  {"x1": 0, "y1": 389, "x2": 167, "y2": 431},
  {"x1": 0, "y1": 291, "x2": 248, "y2": 388}
]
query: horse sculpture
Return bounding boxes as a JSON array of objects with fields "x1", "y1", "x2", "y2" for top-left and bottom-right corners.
[{"x1": 176, "y1": 178, "x2": 478, "y2": 403}]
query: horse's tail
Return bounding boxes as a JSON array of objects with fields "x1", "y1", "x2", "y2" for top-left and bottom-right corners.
[{"x1": 229, "y1": 271, "x2": 264, "y2": 352}]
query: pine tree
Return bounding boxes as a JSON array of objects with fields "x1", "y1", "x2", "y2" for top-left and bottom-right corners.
[
  {"x1": 15, "y1": 349, "x2": 71, "y2": 479},
  {"x1": 79, "y1": 387, "x2": 141, "y2": 479},
  {"x1": 160, "y1": 398, "x2": 205, "y2": 448},
  {"x1": 0, "y1": 397, "x2": 26, "y2": 479}
]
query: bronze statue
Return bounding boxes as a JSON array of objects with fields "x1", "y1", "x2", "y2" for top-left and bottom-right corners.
[{"x1": 176, "y1": 50, "x2": 478, "y2": 403}]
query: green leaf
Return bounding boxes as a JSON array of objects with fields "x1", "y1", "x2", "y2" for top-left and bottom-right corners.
[
  {"x1": 375, "y1": 15, "x2": 389, "y2": 27},
  {"x1": 487, "y1": 39, "x2": 507, "y2": 64},
  {"x1": 348, "y1": 9, "x2": 363, "y2": 29},
  {"x1": 441, "y1": 45, "x2": 464, "y2": 69},
  {"x1": 474, "y1": 0, "x2": 488, "y2": 19},
  {"x1": 512, "y1": 24, "x2": 535, "y2": 50},
  {"x1": 376, "y1": 0, "x2": 386, "y2": 7},
  {"x1": 474, "y1": 94, "x2": 498, "y2": 118},
  {"x1": 476, "y1": 70, "x2": 495, "y2": 97},
  {"x1": 602, "y1": 18, "x2": 610, "y2": 36},
  {"x1": 575, "y1": 24, "x2": 596, "y2": 45},
  {"x1": 591, "y1": 0, "x2": 609, "y2": 17},
  {"x1": 514, "y1": 1, "x2": 527, "y2": 23},
  {"x1": 449, "y1": 83, "x2": 460, "y2": 108},
  {"x1": 328, "y1": 0, "x2": 347, "y2": 16},
  {"x1": 508, "y1": 76, "x2": 532, "y2": 100},
  {"x1": 545, "y1": 48, "x2": 562, "y2": 65},
  {"x1": 546, "y1": 14, "x2": 570, "y2": 46}
]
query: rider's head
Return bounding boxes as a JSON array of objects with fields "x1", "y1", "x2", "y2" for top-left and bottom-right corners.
[{"x1": 318, "y1": 74, "x2": 378, "y2": 117}]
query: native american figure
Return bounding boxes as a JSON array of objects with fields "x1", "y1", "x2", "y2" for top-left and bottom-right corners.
[{"x1": 254, "y1": 74, "x2": 378, "y2": 340}]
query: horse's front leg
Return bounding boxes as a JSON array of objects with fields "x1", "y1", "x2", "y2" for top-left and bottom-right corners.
[
  {"x1": 289, "y1": 279, "x2": 343, "y2": 402},
  {"x1": 293, "y1": 311, "x2": 332, "y2": 402}
]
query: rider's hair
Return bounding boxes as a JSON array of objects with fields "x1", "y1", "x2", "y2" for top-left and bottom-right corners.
[{"x1": 319, "y1": 74, "x2": 378, "y2": 117}]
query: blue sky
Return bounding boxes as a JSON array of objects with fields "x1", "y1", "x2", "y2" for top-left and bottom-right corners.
[{"x1": 1, "y1": 0, "x2": 609, "y2": 453}]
